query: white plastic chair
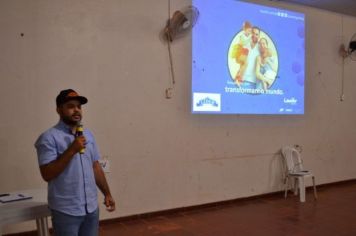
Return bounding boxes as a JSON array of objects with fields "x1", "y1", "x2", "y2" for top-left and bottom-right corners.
[{"x1": 281, "y1": 145, "x2": 317, "y2": 202}]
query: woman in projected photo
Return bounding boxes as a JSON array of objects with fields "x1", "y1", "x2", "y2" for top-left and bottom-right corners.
[{"x1": 255, "y1": 37, "x2": 277, "y2": 90}]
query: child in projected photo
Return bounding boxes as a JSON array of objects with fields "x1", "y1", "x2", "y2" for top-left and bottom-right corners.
[
  {"x1": 231, "y1": 21, "x2": 252, "y2": 84},
  {"x1": 255, "y1": 37, "x2": 277, "y2": 90}
]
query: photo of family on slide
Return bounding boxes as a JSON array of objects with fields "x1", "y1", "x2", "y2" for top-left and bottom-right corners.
[{"x1": 228, "y1": 21, "x2": 279, "y2": 93}]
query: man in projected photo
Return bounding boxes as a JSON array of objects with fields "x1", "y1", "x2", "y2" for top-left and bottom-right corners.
[
  {"x1": 35, "y1": 89, "x2": 116, "y2": 236},
  {"x1": 255, "y1": 37, "x2": 277, "y2": 90},
  {"x1": 240, "y1": 26, "x2": 261, "y2": 89}
]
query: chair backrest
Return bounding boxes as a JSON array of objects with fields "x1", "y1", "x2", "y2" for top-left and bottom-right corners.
[{"x1": 281, "y1": 146, "x2": 304, "y2": 173}]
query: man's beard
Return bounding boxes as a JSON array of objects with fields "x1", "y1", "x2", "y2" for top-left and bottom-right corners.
[{"x1": 61, "y1": 115, "x2": 81, "y2": 126}]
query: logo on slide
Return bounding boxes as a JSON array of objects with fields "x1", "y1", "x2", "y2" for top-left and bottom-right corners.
[
  {"x1": 284, "y1": 97, "x2": 298, "y2": 105},
  {"x1": 193, "y1": 93, "x2": 221, "y2": 112}
]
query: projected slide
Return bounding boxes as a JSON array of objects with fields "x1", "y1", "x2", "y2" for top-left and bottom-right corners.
[{"x1": 192, "y1": 0, "x2": 305, "y2": 114}]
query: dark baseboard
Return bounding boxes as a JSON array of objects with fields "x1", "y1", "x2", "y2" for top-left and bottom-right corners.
[
  {"x1": 5, "y1": 178, "x2": 356, "y2": 236},
  {"x1": 100, "y1": 178, "x2": 356, "y2": 224}
]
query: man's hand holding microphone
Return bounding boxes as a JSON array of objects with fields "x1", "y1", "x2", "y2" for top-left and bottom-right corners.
[
  {"x1": 75, "y1": 123, "x2": 86, "y2": 154},
  {"x1": 69, "y1": 122, "x2": 86, "y2": 155}
]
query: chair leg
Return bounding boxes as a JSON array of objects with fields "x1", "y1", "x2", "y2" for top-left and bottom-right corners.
[
  {"x1": 293, "y1": 178, "x2": 298, "y2": 196},
  {"x1": 299, "y1": 177, "x2": 306, "y2": 202},
  {"x1": 284, "y1": 177, "x2": 289, "y2": 198},
  {"x1": 312, "y1": 176, "x2": 317, "y2": 199}
]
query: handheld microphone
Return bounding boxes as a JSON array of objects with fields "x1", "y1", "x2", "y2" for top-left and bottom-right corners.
[{"x1": 76, "y1": 122, "x2": 85, "y2": 154}]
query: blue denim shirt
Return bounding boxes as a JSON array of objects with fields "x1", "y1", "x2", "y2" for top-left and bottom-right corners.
[{"x1": 35, "y1": 120, "x2": 99, "y2": 216}]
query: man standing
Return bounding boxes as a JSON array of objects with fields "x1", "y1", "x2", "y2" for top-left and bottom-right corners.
[
  {"x1": 240, "y1": 26, "x2": 261, "y2": 89},
  {"x1": 35, "y1": 89, "x2": 115, "y2": 236}
]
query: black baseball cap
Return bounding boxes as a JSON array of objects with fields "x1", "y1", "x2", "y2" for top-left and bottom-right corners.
[{"x1": 56, "y1": 89, "x2": 88, "y2": 107}]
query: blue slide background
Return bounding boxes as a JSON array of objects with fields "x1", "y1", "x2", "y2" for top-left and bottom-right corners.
[{"x1": 192, "y1": 0, "x2": 305, "y2": 114}]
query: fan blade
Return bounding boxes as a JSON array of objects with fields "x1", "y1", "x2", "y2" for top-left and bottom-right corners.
[
  {"x1": 164, "y1": 10, "x2": 188, "y2": 41},
  {"x1": 339, "y1": 44, "x2": 348, "y2": 58},
  {"x1": 349, "y1": 41, "x2": 356, "y2": 53},
  {"x1": 182, "y1": 6, "x2": 199, "y2": 28}
]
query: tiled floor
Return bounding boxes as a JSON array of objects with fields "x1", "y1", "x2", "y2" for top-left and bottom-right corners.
[
  {"x1": 98, "y1": 181, "x2": 356, "y2": 236},
  {"x1": 7, "y1": 181, "x2": 356, "y2": 236}
]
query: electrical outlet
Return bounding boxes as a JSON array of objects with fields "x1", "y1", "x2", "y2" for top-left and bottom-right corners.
[
  {"x1": 165, "y1": 88, "x2": 173, "y2": 99},
  {"x1": 99, "y1": 158, "x2": 110, "y2": 173}
]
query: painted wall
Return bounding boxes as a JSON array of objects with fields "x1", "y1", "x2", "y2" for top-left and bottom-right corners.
[{"x1": 1, "y1": 0, "x2": 356, "y2": 234}]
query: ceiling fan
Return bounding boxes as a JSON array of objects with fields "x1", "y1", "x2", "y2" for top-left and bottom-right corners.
[{"x1": 339, "y1": 33, "x2": 356, "y2": 61}]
